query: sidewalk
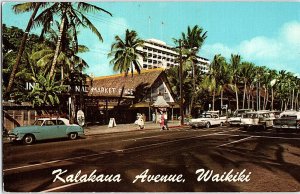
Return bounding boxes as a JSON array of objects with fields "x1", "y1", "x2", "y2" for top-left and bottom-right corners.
[{"x1": 84, "y1": 120, "x2": 185, "y2": 135}]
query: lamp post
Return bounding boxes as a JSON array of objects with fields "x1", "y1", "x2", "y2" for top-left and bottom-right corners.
[{"x1": 179, "y1": 40, "x2": 184, "y2": 126}]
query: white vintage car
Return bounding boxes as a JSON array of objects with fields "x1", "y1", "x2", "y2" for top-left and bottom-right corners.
[
  {"x1": 240, "y1": 111, "x2": 274, "y2": 130},
  {"x1": 228, "y1": 109, "x2": 253, "y2": 126},
  {"x1": 273, "y1": 110, "x2": 300, "y2": 132},
  {"x1": 189, "y1": 112, "x2": 227, "y2": 128}
]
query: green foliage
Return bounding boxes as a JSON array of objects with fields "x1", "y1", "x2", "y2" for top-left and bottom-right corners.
[
  {"x1": 28, "y1": 74, "x2": 66, "y2": 107},
  {"x1": 2, "y1": 24, "x2": 44, "y2": 100}
]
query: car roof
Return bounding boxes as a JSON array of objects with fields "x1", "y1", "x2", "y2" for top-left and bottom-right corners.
[
  {"x1": 246, "y1": 111, "x2": 270, "y2": 114},
  {"x1": 280, "y1": 111, "x2": 300, "y2": 116},
  {"x1": 37, "y1": 117, "x2": 70, "y2": 124}
]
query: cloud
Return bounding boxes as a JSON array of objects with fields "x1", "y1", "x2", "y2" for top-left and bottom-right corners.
[
  {"x1": 238, "y1": 36, "x2": 282, "y2": 59},
  {"x1": 202, "y1": 21, "x2": 300, "y2": 75},
  {"x1": 281, "y1": 21, "x2": 300, "y2": 45}
]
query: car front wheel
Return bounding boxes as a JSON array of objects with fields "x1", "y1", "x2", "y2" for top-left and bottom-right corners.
[
  {"x1": 23, "y1": 134, "x2": 35, "y2": 145},
  {"x1": 69, "y1": 132, "x2": 78, "y2": 140}
]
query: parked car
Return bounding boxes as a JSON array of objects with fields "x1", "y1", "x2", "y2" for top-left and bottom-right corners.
[
  {"x1": 8, "y1": 118, "x2": 84, "y2": 144},
  {"x1": 240, "y1": 111, "x2": 274, "y2": 130},
  {"x1": 273, "y1": 110, "x2": 300, "y2": 132},
  {"x1": 228, "y1": 109, "x2": 253, "y2": 126},
  {"x1": 188, "y1": 112, "x2": 227, "y2": 128}
]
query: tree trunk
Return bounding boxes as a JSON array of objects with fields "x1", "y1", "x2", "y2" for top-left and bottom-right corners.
[
  {"x1": 292, "y1": 89, "x2": 294, "y2": 110},
  {"x1": 190, "y1": 63, "x2": 196, "y2": 116},
  {"x1": 235, "y1": 83, "x2": 239, "y2": 110},
  {"x1": 248, "y1": 86, "x2": 252, "y2": 109},
  {"x1": 251, "y1": 94, "x2": 254, "y2": 110},
  {"x1": 49, "y1": 11, "x2": 66, "y2": 80},
  {"x1": 70, "y1": 95, "x2": 76, "y2": 124},
  {"x1": 265, "y1": 88, "x2": 269, "y2": 110},
  {"x1": 271, "y1": 88, "x2": 274, "y2": 110},
  {"x1": 6, "y1": 3, "x2": 41, "y2": 97},
  {"x1": 296, "y1": 91, "x2": 299, "y2": 110},
  {"x1": 263, "y1": 87, "x2": 267, "y2": 110},
  {"x1": 242, "y1": 81, "x2": 247, "y2": 109},
  {"x1": 212, "y1": 88, "x2": 215, "y2": 111}
]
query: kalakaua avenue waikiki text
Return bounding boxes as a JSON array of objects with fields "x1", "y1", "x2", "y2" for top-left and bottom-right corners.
[{"x1": 52, "y1": 168, "x2": 252, "y2": 184}]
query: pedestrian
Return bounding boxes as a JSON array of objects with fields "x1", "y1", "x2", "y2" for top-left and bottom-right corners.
[
  {"x1": 152, "y1": 113, "x2": 156, "y2": 123},
  {"x1": 163, "y1": 111, "x2": 169, "y2": 130},
  {"x1": 160, "y1": 111, "x2": 165, "y2": 130},
  {"x1": 137, "y1": 113, "x2": 144, "y2": 129}
]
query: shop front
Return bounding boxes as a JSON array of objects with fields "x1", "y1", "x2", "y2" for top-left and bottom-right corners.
[{"x1": 85, "y1": 68, "x2": 178, "y2": 125}]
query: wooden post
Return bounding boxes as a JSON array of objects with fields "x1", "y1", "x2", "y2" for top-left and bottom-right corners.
[
  {"x1": 172, "y1": 105, "x2": 174, "y2": 121},
  {"x1": 155, "y1": 108, "x2": 158, "y2": 124},
  {"x1": 105, "y1": 98, "x2": 108, "y2": 124},
  {"x1": 21, "y1": 110, "x2": 24, "y2": 126},
  {"x1": 12, "y1": 111, "x2": 15, "y2": 129},
  {"x1": 28, "y1": 110, "x2": 31, "y2": 125},
  {"x1": 148, "y1": 104, "x2": 151, "y2": 122}
]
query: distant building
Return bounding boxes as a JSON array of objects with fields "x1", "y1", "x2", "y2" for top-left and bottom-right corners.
[{"x1": 137, "y1": 38, "x2": 210, "y2": 74}]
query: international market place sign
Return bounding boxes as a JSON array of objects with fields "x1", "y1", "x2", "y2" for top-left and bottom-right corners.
[{"x1": 25, "y1": 82, "x2": 134, "y2": 96}]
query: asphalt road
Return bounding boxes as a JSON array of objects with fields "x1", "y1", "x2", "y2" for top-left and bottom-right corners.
[{"x1": 3, "y1": 126, "x2": 300, "y2": 192}]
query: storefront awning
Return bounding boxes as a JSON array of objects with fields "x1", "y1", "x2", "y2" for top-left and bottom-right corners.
[{"x1": 130, "y1": 102, "x2": 152, "y2": 108}]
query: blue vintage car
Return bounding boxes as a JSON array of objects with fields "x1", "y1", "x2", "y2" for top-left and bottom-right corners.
[{"x1": 8, "y1": 118, "x2": 84, "y2": 144}]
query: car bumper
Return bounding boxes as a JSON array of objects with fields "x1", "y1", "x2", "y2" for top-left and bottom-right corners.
[
  {"x1": 8, "y1": 134, "x2": 21, "y2": 142},
  {"x1": 273, "y1": 125, "x2": 298, "y2": 129},
  {"x1": 229, "y1": 121, "x2": 241, "y2": 126},
  {"x1": 189, "y1": 122, "x2": 206, "y2": 127},
  {"x1": 241, "y1": 124, "x2": 257, "y2": 128}
]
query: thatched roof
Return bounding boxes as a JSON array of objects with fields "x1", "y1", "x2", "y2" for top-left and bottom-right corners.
[{"x1": 88, "y1": 68, "x2": 166, "y2": 97}]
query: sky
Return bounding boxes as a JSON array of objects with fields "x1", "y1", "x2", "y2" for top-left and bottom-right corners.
[{"x1": 2, "y1": 1, "x2": 300, "y2": 77}]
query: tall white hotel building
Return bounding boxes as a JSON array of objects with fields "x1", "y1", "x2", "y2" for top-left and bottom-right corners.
[{"x1": 137, "y1": 38, "x2": 210, "y2": 73}]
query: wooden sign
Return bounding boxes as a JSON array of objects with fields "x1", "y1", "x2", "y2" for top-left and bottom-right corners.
[{"x1": 108, "y1": 118, "x2": 117, "y2": 128}]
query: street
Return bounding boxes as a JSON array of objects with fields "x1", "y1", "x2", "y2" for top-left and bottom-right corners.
[{"x1": 3, "y1": 126, "x2": 300, "y2": 192}]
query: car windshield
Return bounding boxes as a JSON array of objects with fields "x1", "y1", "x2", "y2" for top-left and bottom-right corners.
[
  {"x1": 200, "y1": 114, "x2": 212, "y2": 118},
  {"x1": 243, "y1": 114, "x2": 258, "y2": 119},
  {"x1": 33, "y1": 120, "x2": 44, "y2": 126},
  {"x1": 234, "y1": 110, "x2": 251, "y2": 117}
]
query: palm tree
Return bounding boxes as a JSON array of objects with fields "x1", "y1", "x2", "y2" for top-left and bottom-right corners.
[
  {"x1": 202, "y1": 54, "x2": 226, "y2": 111},
  {"x1": 267, "y1": 69, "x2": 278, "y2": 110},
  {"x1": 239, "y1": 62, "x2": 255, "y2": 109},
  {"x1": 26, "y1": 54, "x2": 66, "y2": 107},
  {"x1": 276, "y1": 70, "x2": 289, "y2": 110},
  {"x1": 260, "y1": 68, "x2": 277, "y2": 110},
  {"x1": 31, "y1": 21, "x2": 89, "y2": 83},
  {"x1": 180, "y1": 25, "x2": 207, "y2": 114},
  {"x1": 33, "y1": 2, "x2": 112, "y2": 79},
  {"x1": 108, "y1": 29, "x2": 145, "y2": 76},
  {"x1": 229, "y1": 54, "x2": 241, "y2": 110},
  {"x1": 6, "y1": 2, "x2": 44, "y2": 97},
  {"x1": 219, "y1": 61, "x2": 233, "y2": 110}
]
